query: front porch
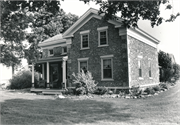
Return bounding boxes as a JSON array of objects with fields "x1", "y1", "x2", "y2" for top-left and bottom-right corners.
[{"x1": 31, "y1": 56, "x2": 68, "y2": 91}]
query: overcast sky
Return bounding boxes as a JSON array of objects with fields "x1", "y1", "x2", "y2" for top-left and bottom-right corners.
[{"x1": 61, "y1": 0, "x2": 180, "y2": 64}]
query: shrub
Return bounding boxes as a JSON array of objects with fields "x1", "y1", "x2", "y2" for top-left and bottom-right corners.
[
  {"x1": 129, "y1": 85, "x2": 142, "y2": 97},
  {"x1": 152, "y1": 85, "x2": 161, "y2": 92},
  {"x1": 9, "y1": 70, "x2": 38, "y2": 89},
  {"x1": 172, "y1": 63, "x2": 180, "y2": 82},
  {"x1": 144, "y1": 87, "x2": 155, "y2": 95},
  {"x1": 159, "y1": 82, "x2": 168, "y2": 90},
  {"x1": 72, "y1": 70, "x2": 98, "y2": 95},
  {"x1": 93, "y1": 87, "x2": 108, "y2": 95}
]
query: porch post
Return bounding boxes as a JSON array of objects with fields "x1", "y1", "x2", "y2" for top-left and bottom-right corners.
[
  {"x1": 46, "y1": 62, "x2": 50, "y2": 89},
  {"x1": 31, "y1": 63, "x2": 35, "y2": 88},
  {"x1": 62, "y1": 56, "x2": 68, "y2": 89},
  {"x1": 42, "y1": 64, "x2": 45, "y2": 80}
]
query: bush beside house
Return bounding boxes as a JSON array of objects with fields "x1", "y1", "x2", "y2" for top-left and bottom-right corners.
[{"x1": 8, "y1": 70, "x2": 39, "y2": 89}]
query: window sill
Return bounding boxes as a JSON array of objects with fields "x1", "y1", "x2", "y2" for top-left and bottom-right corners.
[
  {"x1": 149, "y1": 77, "x2": 153, "y2": 79},
  {"x1": 80, "y1": 47, "x2": 90, "y2": 50},
  {"x1": 98, "y1": 45, "x2": 109, "y2": 48},
  {"x1": 101, "y1": 79, "x2": 114, "y2": 81},
  {"x1": 139, "y1": 77, "x2": 144, "y2": 80},
  {"x1": 61, "y1": 53, "x2": 67, "y2": 55},
  {"x1": 48, "y1": 55, "x2": 54, "y2": 57}
]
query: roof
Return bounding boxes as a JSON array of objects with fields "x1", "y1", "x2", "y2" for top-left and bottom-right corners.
[
  {"x1": 38, "y1": 34, "x2": 66, "y2": 47},
  {"x1": 43, "y1": 34, "x2": 63, "y2": 43},
  {"x1": 39, "y1": 8, "x2": 160, "y2": 48},
  {"x1": 62, "y1": 8, "x2": 122, "y2": 38}
]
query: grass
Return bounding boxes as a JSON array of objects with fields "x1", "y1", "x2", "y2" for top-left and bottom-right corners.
[{"x1": 1, "y1": 82, "x2": 180, "y2": 125}]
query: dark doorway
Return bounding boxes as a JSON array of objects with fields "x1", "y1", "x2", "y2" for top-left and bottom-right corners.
[{"x1": 50, "y1": 62, "x2": 62, "y2": 89}]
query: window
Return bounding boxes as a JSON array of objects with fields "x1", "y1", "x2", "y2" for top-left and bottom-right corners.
[
  {"x1": 97, "y1": 26, "x2": 108, "y2": 47},
  {"x1": 62, "y1": 46, "x2": 67, "y2": 54},
  {"x1": 138, "y1": 55, "x2": 143, "y2": 79},
  {"x1": 100, "y1": 31, "x2": 107, "y2": 45},
  {"x1": 148, "y1": 60, "x2": 152, "y2": 78},
  {"x1": 48, "y1": 49, "x2": 54, "y2": 56},
  {"x1": 138, "y1": 60, "x2": 142, "y2": 78},
  {"x1": 100, "y1": 55, "x2": 113, "y2": 81},
  {"x1": 82, "y1": 34, "x2": 89, "y2": 48},
  {"x1": 78, "y1": 58, "x2": 89, "y2": 73},
  {"x1": 80, "y1": 30, "x2": 90, "y2": 49}
]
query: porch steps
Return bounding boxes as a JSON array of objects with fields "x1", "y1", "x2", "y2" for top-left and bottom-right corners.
[
  {"x1": 42, "y1": 91, "x2": 63, "y2": 95},
  {"x1": 31, "y1": 88, "x2": 65, "y2": 95}
]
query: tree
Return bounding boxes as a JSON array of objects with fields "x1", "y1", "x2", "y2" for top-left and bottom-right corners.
[
  {"x1": 0, "y1": 0, "x2": 78, "y2": 66},
  {"x1": 158, "y1": 50, "x2": 172, "y2": 69},
  {"x1": 1, "y1": 0, "x2": 179, "y2": 66},
  {"x1": 172, "y1": 63, "x2": 180, "y2": 82},
  {"x1": 85, "y1": 0, "x2": 180, "y2": 28},
  {"x1": 158, "y1": 50, "x2": 180, "y2": 82}
]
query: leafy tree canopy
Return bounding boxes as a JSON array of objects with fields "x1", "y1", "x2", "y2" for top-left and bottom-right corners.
[
  {"x1": 158, "y1": 50, "x2": 172, "y2": 69},
  {"x1": 0, "y1": 0, "x2": 78, "y2": 66},
  {"x1": 1, "y1": 0, "x2": 180, "y2": 67},
  {"x1": 85, "y1": 0, "x2": 180, "y2": 28}
]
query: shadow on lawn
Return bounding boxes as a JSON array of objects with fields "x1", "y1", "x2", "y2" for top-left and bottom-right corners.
[{"x1": 1, "y1": 98, "x2": 131, "y2": 125}]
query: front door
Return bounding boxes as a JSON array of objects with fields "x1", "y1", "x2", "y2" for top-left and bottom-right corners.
[{"x1": 50, "y1": 62, "x2": 62, "y2": 89}]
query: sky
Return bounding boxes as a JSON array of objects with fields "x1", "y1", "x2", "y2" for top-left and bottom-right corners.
[{"x1": 60, "y1": 0, "x2": 180, "y2": 64}]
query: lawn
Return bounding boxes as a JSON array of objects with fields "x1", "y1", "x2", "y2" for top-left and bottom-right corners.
[{"x1": 1, "y1": 82, "x2": 180, "y2": 125}]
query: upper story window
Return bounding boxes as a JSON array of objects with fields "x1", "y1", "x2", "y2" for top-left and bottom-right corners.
[
  {"x1": 82, "y1": 34, "x2": 89, "y2": 48},
  {"x1": 48, "y1": 49, "x2": 54, "y2": 56},
  {"x1": 80, "y1": 30, "x2": 90, "y2": 50},
  {"x1": 97, "y1": 26, "x2": 108, "y2": 47},
  {"x1": 62, "y1": 46, "x2": 67, "y2": 54}
]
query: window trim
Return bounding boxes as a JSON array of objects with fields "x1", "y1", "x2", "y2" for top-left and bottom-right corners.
[
  {"x1": 80, "y1": 30, "x2": 90, "y2": 50},
  {"x1": 61, "y1": 46, "x2": 67, "y2": 55},
  {"x1": 97, "y1": 26, "x2": 108, "y2": 47},
  {"x1": 77, "y1": 57, "x2": 89, "y2": 72},
  {"x1": 138, "y1": 55, "x2": 143, "y2": 79},
  {"x1": 148, "y1": 58, "x2": 153, "y2": 79},
  {"x1": 100, "y1": 55, "x2": 114, "y2": 81},
  {"x1": 48, "y1": 49, "x2": 54, "y2": 56}
]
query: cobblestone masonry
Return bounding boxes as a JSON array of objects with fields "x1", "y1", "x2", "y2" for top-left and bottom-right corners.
[
  {"x1": 128, "y1": 35, "x2": 159, "y2": 87},
  {"x1": 67, "y1": 18, "x2": 129, "y2": 87}
]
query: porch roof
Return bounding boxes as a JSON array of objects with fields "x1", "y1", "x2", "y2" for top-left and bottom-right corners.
[
  {"x1": 37, "y1": 55, "x2": 67, "y2": 63},
  {"x1": 38, "y1": 34, "x2": 66, "y2": 48}
]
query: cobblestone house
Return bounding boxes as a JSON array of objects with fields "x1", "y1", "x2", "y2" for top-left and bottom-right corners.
[{"x1": 41, "y1": 8, "x2": 160, "y2": 89}]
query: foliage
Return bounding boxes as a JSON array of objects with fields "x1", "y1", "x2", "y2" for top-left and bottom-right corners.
[
  {"x1": 152, "y1": 85, "x2": 161, "y2": 92},
  {"x1": 62, "y1": 88, "x2": 75, "y2": 95},
  {"x1": 158, "y1": 50, "x2": 172, "y2": 69},
  {"x1": 159, "y1": 82, "x2": 169, "y2": 90},
  {"x1": 144, "y1": 87, "x2": 156, "y2": 95},
  {"x1": 72, "y1": 70, "x2": 98, "y2": 95},
  {"x1": 129, "y1": 85, "x2": 142, "y2": 97},
  {"x1": 84, "y1": 0, "x2": 180, "y2": 28},
  {"x1": 158, "y1": 51, "x2": 180, "y2": 82},
  {"x1": 93, "y1": 87, "x2": 108, "y2": 95},
  {"x1": 1, "y1": 1, "x2": 78, "y2": 66},
  {"x1": 172, "y1": 63, "x2": 180, "y2": 82},
  {"x1": 8, "y1": 70, "x2": 38, "y2": 89}
]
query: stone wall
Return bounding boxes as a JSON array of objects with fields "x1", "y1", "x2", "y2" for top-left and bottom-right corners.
[
  {"x1": 128, "y1": 35, "x2": 159, "y2": 87},
  {"x1": 67, "y1": 18, "x2": 129, "y2": 87}
]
